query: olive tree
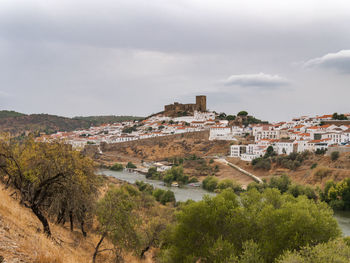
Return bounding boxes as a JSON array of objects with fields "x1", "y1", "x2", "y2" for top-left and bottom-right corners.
[{"x1": 0, "y1": 137, "x2": 99, "y2": 237}]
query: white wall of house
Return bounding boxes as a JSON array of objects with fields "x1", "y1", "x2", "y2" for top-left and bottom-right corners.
[
  {"x1": 275, "y1": 142, "x2": 295, "y2": 155},
  {"x1": 209, "y1": 127, "x2": 235, "y2": 140}
]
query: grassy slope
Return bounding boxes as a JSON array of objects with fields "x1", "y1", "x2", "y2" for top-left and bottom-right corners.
[{"x1": 0, "y1": 182, "x2": 152, "y2": 263}]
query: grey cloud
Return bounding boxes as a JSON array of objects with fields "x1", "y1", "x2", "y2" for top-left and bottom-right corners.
[
  {"x1": 0, "y1": 91, "x2": 10, "y2": 97},
  {"x1": 0, "y1": 0, "x2": 350, "y2": 121},
  {"x1": 304, "y1": 50, "x2": 350, "y2": 73},
  {"x1": 222, "y1": 73, "x2": 289, "y2": 88}
]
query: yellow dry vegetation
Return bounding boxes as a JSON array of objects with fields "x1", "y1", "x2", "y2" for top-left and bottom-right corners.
[{"x1": 0, "y1": 185, "x2": 151, "y2": 263}]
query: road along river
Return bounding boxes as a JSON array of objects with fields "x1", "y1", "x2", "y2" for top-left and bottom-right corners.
[{"x1": 100, "y1": 169, "x2": 350, "y2": 236}]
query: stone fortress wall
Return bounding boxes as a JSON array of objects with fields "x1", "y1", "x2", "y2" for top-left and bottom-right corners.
[{"x1": 164, "y1": 95, "x2": 207, "y2": 116}]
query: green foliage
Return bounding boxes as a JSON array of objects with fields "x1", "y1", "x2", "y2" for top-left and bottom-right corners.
[
  {"x1": 264, "y1": 146, "x2": 276, "y2": 158},
  {"x1": 238, "y1": 111, "x2": 248, "y2": 116},
  {"x1": 202, "y1": 176, "x2": 219, "y2": 191},
  {"x1": 216, "y1": 179, "x2": 243, "y2": 193},
  {"x1": 73, "y1": 115, "x2": 143, "y2": 125},
  {"x1": 163, "y1": 166, "x2": 188, "y2": 185},
  {"x1": 331, "y1": 151, "x2": 340, "y2": 161},
  {"x1": 274, "y1": 151, "x2": 309, "y2": 170},
  {"x1": 110, "y1": 163, "x2": 123, "y2": 171},
  {"x1": 287, "y1": 184, "x2": 317, "y2": 200},
  {"x1": 247, "y1": 182, "x2": 269, "y2": 193},
  {"x1": 269, "y1": 175, "x2": 291, "y2": 193},
  {"x1": 188, "y1": 177, "x2": 199, "y2": 183},
  {"x1": 320, "y1": 178, "x2": 350, "y2": 210},
  {"x1": 146, "y1": 167, "x2": 160, "y2": 179},
  {"x1": 238, "y1": 240, "x2": 264, "y2": 263},
  {"x1": 316, "y1": 148, "x2": 327, "y2": 155},
  {"x1": 277, "y1": 239, "x2": 350, "y2": 263},
  {"x1": 332, "y1": 112, "x2": 349, "y2": 120},
  {"x1": 95, "y1": 186, "x2": 140, "y2": 261},
  {"x1": 226, "y1": 115, "x2": 236, "y2": 121},
  {"x1": 218, "y1": 112, "x2": 227, "y2": 120},
  {"x1": 122, "y1": 125, "x2": 137, "y2": 133},
  {"x1": 311, "y1": 163, "x2": 317, "y2": 169},
  {"x1": 252, "y1": 157, "x2": 271, "y2": 170},
  {"x1": 248, "y1": 175, "x2": 317, "y2": 200},
  {"x1": 135, "y1": 180, "x2": 154, "y2": 195},
  {"x1": 135, "y1": 181, "x2": 175, "y2": 205},
  {"x1": 209, "y1": 158, "x2": 214, "y2": 164},
  {"x1": 160, "y1": 189, "x2": 340, "y2": 263},
  {"x1": 0, "y1": 138, "x2": 100, "y2": 236},
  {"x1": 0, "y1": 110, "x2": 26, "y2": 118},
  {"x1": 152, "y1": 189, "x2": 176, "y2": 205},
  {"x1": 126, "y1": 162, "x2": 137, "y2": 168}
]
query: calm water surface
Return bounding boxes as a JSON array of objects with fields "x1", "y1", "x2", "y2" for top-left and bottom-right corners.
[
  {"x1": 99, "y1": 169, "x2": 215, "y2": 202},
  {"x1": 100, "y1": 169, "x2": 350, "y2": 236}
]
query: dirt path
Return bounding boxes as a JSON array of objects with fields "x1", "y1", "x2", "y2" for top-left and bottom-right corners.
[{"x1": 216, "y1": 158, "x2": 263, "y2": 184}]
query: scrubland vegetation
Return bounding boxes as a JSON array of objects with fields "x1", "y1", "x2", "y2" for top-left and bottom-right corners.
[{"x1": 1, "y1": 136, "x2": 350, "y2": 262}]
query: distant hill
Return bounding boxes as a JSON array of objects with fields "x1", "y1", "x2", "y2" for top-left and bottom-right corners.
[
  {"x1": 0, "y1": 111, "x2": 143, "y2": 136},
  {"x1": 73, "y1": 115, "x2": 144, "y2": 126},
  {"x1": 0, "y1": 110, "x2": 26, "y2": 118}
]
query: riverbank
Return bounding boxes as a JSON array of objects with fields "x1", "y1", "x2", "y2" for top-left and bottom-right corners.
[
  {"x1": 99, "y1": 169, "x2": 215, "y2": 202},
  {"x1": 101, "y1": 168, "x2": 350, "y2": 236}
]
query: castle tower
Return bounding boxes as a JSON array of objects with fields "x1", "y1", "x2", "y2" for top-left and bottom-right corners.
[{"x1": 196, "y1": 95, "x2": 206, "y2": 112}]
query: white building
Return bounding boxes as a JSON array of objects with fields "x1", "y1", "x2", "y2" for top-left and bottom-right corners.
[{"x1": 209, "y1": 127, "x2": 236, "y2": 141}]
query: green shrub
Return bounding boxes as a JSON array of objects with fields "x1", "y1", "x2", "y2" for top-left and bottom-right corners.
[
  {"x1": 277, "y1": 239, "x2": 350, "y2": 263},
  {"x1": 152, "y1": 188, "x2": 175, "y2": 204},
  {"x1": 269, "y1": 175, "x2": 291, "y2": 193},
  {"x1": 188, "y1": 177, "x2": 199, "y2": 183},
  {"x1": 160, "y1": 190, "x2": 176, "y2": 205},
  {"x1": 315, "y1": 148, "x2": 327, "y2": 155},
  {"x1": 331, "y1": 151, "x2": 340, "y2": 161},
  {"x1": 163, "y1": 166, "x2": 188, "y2": 185},
  {"x1": 126, "y1": 161, "x2": 137, "y2": 168},
  {"x1": 110, "y1": 163, "x2": 123, "y2": 171},
  {"x1": 146, "y1": 167, "x2": 162, "y2": 180},
  {"x1": 202, "y1": 176, "x2": 219, "y2": 192},
  {"x1": 216, "y1": 179, "x2": 242, "y2": 193},
  {"x1": 253, "y1": 158, "x2": 271, "y2": 170},
  {"x1": 135, "y1": 180, "x2": 154, "y2": 195},
  {"x1": 310, "y1": 163, "x2": 317, "y2": 169},
  {"x1": 287, "y1": 184, "x2": 317, "y2": 200}
]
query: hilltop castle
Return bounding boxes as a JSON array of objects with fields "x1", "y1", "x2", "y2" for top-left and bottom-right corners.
[{"x1": 164, "y1": 96, "x2": 207, "y2": 116}]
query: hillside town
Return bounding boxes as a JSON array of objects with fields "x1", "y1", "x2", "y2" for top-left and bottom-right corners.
[
  {"x1": 222, "y1": 114, "x2": 350, "y2": 161},
  {"x1": 37, "y1": 96, "x2": 350, "y2": 162}
]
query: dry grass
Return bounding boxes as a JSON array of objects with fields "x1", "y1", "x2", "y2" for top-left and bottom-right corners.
[{"x1": 0, "y1": 185, "x2": 152, "y2": 263}]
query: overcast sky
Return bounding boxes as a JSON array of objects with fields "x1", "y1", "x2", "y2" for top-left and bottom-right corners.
[{"x1": 1, "y1": 0, "x2": 350, "y2": 122}]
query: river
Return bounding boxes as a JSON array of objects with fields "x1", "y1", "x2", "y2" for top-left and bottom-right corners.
[
  {"x1": 99, "y1": 169, "x2": 215, "y2": 202},
  {"x1": 100, "y1": 169, "x2": 350, "y2": 236}
]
